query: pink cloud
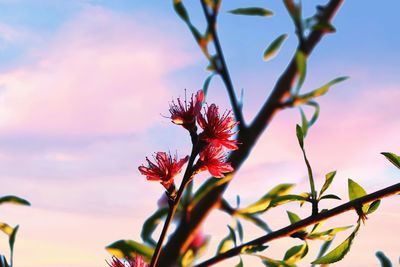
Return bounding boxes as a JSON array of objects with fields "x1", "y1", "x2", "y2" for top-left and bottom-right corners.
[{"x1": 0, "y1": 6, "x2": 195, "y2": 136}]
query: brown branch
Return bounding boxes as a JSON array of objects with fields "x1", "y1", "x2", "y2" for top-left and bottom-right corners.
[
  {"x1": 156, "y1": 1, "x2": 344, "y2": 265},
  {"x1": 195, "y1": 182, "x2": 400, "y2": 267}
]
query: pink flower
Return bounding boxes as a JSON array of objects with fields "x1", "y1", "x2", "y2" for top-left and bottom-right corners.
[
  {"x1": 138, "y1": 152, "x2": 189, "y2": 190},
  {"x1": 107, "y1": 256, "x2": 149, "y2": 267},
  {"x1": 197, "y1": 104, "x2": 239, "y2": 150},
  {"x1": 197, "y1": 145, "x2": 234, "y2": 178},
  {"x1": 169, "y1": 90, "x2": 204, "y2": 130}
]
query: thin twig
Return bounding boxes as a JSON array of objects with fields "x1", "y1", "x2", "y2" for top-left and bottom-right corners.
[
  {"x1": 194, "y1": 182, "x2": 400, "y2": 267},
  {"x1": 200, "y1": 0, "x2": 246, "y2": 129},
  {"x1": 150, "y1": 144, "x2": 199, "y2": 267}
]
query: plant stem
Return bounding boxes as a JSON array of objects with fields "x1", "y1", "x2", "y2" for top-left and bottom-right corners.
[
  {"x1": 150, "y1": 143, "x2": 199, "y2": 267},
  {"x1": 194, "y1": 182, "x2": 400, "y2": 267}
]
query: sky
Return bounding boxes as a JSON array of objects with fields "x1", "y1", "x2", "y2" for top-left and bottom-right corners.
[{"x1": 0, "y1": 1, "x2": 399, "y2": 267}]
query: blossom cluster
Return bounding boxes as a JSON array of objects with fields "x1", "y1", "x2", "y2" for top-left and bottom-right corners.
[
  {"x1": 138, "y1": 89, "x2": 238, "y2": 190},
  {"x1": 107, "y1": 256, "x2": 148, "y2": 267}
]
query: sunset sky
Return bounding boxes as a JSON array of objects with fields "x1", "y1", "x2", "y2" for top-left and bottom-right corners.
[{"x1": 0, "y1": 1, "x2": 399, "y2": 267}]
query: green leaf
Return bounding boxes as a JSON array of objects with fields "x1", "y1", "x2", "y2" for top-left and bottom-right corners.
[
  {"x1": 299, "y1": 108, "x2": 308, "y2": 137},
  {"x1": 202, "y1": 74, "x2": 214, "y2": 97},
  {"x1": 287, "y1": 211, "x2": 301, "y2": 224},
  {"x1": 319, "y1": 171, "x2": 337, "y2": 197},
  {"x1": 105, "y1": 240, "x2": 154, "y2": 261},
  {"x1": 375, "y1": 251, "x2": 393, "y2": 267},
  {"x1": 263, "y1": 34, "x2": 288, "y2": 61},
  {"x1": 235, "y1": 257, "x2": 244, "y2": 267},
  {"x1": 262, "y1": 256, "x2": 296, "y2": 267},
  {"x1": 238, "y1": 183, "x2": 294, "y2": 214},
  {"x1": 229, "y1": 7, "x2": 273, "y2": 17},
  {"x1": 381, "y1": 152, "x2": 400, "y2": 169},
  {"x1": 348, "y1": 179, "x2": 367, "y2": 201},
  {"x1": 283, "y1": 243, "x2": 308, "y2": 263},
  {"x1": 306, "y1": 101, "x2": 320, "y2": 127},
  {"x1": 269, "y1": 194, "x2": 308, "y2": 209},
  {"x1": 228, "y1": 225, "x2": 237, "y2": 247},
  {"x1": 311, "y1": 239, "x2": 333, "y2": 267},
  {"x1": 297, "y1": 76, "x2": 349, "y2": 103},
  {"x1": 216, "y1": 236, "x2": 233, "y2": 254},
  {"x1": 367, "y1": 200, "x2": 381, "y2": 215},
  {"x1": 141, "y1": 208, "x2": 168, "y2": 247},
  {"x1": 9, "y1": 225, "x2": 19, "y2": 267},
  {"x1": 312, "y1": 223, "x2": 361, "y2": 264},
  {"x1": 0, "y1": 196, "x2": 30, "y2": 206},
  {"x1": 237, "y1": 213, "x2": 272, "y2": 233},
  {"x1": 295, "y1": 51, "x2": 307, "y2": 93},
  {"x1": 241, "y1": 244, "x2": 268, "y2": 254},
  {"x1": 296, "y1": 124, "x2": 304, "y2": 148},
  {"x1": 319, "y1": 194, "x2": 341, "y2": 201},
  {"x1": 236, "y1": 220, "x2": 244, "y2": 243},
  {"x1": 0, "y1": 222, "x2": 13, "y2": 236},
  {"x1": 308, "y1": 226, "x2": 352, "y2": 240},
  {"x1": 173, "y1": 0, "x2": 189, "y2": 21}
]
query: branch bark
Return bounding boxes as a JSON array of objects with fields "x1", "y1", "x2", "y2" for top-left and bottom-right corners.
[
  {"x1": 157, "y1": 1, "x2": 344, "y2": 265},
  {"x1": 195, "y1": 182, "x2": 400, "y2": 266}
]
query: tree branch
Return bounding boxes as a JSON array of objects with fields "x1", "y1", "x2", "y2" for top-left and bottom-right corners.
[
  {"x1": 195, "y1": 182, "x2": 400, "y2": 267},
  {"x1": 157, "y1": 1, "x2": 344, "y2": 265}
]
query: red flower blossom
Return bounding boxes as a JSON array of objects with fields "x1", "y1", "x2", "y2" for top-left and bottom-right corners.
[
  {"x1": 107, "y1": 256, "x2": 149, "y2": 267},
  {"x1": 169, "y1": 89, "x2": 204, "y2": 130},
  {"x1": 197, "y1": 145, "x2": 234, "y2": 178},
  {"x1": 197, "y1": 104, "x2": 239, "y2": 150},
  {"x1": 138, "y1": 152, "x2": 188, "y2": 190}
]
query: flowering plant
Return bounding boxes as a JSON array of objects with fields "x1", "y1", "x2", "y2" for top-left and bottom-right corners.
[{"x1": 106, "y1": 1, "x2": 400, "y2": 267}]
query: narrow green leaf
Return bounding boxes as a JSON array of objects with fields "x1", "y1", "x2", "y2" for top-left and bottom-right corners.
[
  {"x1": 367, "y1": 200, "x2": 381, "y2": 215},
  {"x1": 0, "y1": 222, "x2": 13, "y2": 236},
  {"x1": 173, "y1": 0, "x2": 189, "y2": 21},
  {"x1": 216, "y1": 236, "x2": 233, "y2": 254},
  {"x1": 348, "y1": 179, "x2": 367, "y2": 201},
  {"x1": 236, "y1": 195, "x2": 241, "y2": 208},
  {"x1": 235, "y1": 257, "x2": 244, "y2": 267},
  {"x1": 308, "y1": 226, "x2": 352, "y2": 240},
  {"x1": 141, "y1": 208, "x2": 168, "y2": 247},
  {"x1": 9, "y1": 225, "x2": 19, "y2": 267},
  {"x1": 105, "y1": 240, "x2": 154, "y2": 261},
  {"x1": 236, "y1": 220, "x2": 244, "y2": 243},
  {"x1": 375, "y1": 251, "x2": 393, "y2": 267},
  {"x1": 312, "y1": 223, "x2": 361, "y2": 264},
  {"x1": 0, "y1": 196, "x2": 30, "y2": 206},
  {"x1": 295, "y1": 51, "x2": 307, "y2": 93},
  {"x1": 296, "y1": 124, "x2": 304, "y2": 148},
  {"x1": 311, "y1": 239, "x2": 333, "y2": 267},
  {"x1": 307, "y1": 101, "x2": 320, "y2": 127},
  {"x1": 237, "y1": 213, "x2": 272, "y2": 233},
  {"x1": 381, "y1": 152, "x2": 400, "y2": 169},
  {"x1": 283, "y1": 243, "x2": 308, "y2": 263},
  {"x1": 319, "y1": 171, "x2": 337, "y2": 197},
  {"x1": 241, "y1": 244, "x2": 268, "y2": 254},
  {"x1": 262, "y1": 256, "x2": 296, "y2": 267},
  {"x1": 269, "y1": 194, "x2": 308, "y2": 209},
  {"x1": 229, "y1": 7, "x2": 273, "y2": 17},
  {"x1": 297, "y1": 76, "x2": 349, "y2": 102},
  {"x1": 238, "y1": 183, "x2": 294, "y2": 214},
  {"x1": 263, "y1": 34, "x2": 287, "y2": 61},
  {"x1": 319, "y1": 194, "x2": 341, "y2": 201},
  {"x1": 228, "y1": 225, "x2": 237, "y2": 247},
  {"x1": 299, "y1": 107, "x2": 308, "y2": 137},
  {"x1": 287, "y1": 211, "x2": 301, "y2": 224}
]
